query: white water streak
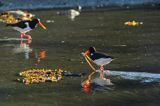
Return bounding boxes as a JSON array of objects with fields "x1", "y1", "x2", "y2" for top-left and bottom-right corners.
[{"x1": 97, "y1": 70, "x2": 160, "y2": 83}]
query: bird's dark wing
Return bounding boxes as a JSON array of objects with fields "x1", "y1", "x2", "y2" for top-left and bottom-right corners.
[
  {"x1": 6, "y1": 20, "x2": 30, "y2": 28},
  {"x1": 90, "y1": 52, "x2": 114, "y2": 61}
]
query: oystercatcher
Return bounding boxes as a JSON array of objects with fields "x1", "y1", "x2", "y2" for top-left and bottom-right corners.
[
  {"x1": 83, "y1": 47, "x2": 114, "y2": 80},
  {"x1": 6, "y1": 18, "x2": 46, "y2": 43}
]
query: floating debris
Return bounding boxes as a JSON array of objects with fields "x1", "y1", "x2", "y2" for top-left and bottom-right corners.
[
  {"x1": 61, "y1": 40, "x2": 65, "y2": 43},
  {"x1": 124, "y1": 20, "x2": 143, "y2": 26},
  {"x1": 17, "y1": 69, "x2": 85, "y2": 85},
  {"x1": 68, "y1": 9, "x2": 80, "y2": 21},
  {"x1": 113, "y1": 45, "x2": 127, "y2": 47},
  {"x1": 57, "y1": 6, "x2": 81, "y2": 21},
  {"x1": 18, "y1": 69, "x2": 63, "y2": 85},
  {"x1": 8, "y1": 10, "x2": 35, "y2": 20},
  {"x1": 78, "y1": 5, "x2": 82, "y2": 12},
  {"x1": 0, "y1": 12, "x2": 17, "y2": 24},
  {"x1": 46, "y1": 20, "x2": 54, "y2": 23},
  {"x1": 0, "y1": 10, "x2": 35, "y2": 24}
]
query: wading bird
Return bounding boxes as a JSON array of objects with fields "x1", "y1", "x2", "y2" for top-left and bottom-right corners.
[
  {"x1": 83, "y1": 47, "x2": 114, "y2": 80},
  {"x1": 6, "y1": 18, "x2": 46, "y2": 43}
]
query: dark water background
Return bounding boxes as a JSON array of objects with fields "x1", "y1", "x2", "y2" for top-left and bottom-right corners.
[
  {"x1": 0, "y1": 9, "x2": 160, "y2": 106},
  {"x1": 0, "y1": 0, "x2": 160, "y2": 11}
]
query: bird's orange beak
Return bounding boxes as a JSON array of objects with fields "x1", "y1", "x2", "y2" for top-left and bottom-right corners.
[
  {"x1": 83, "y1": 50, "x2": 90, "y2": 56},
  {"x1": 38, "y1": 22, "x2": 47, "y2": 29}
]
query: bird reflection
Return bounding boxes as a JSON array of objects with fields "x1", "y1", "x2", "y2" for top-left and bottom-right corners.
[
  {"x1": 0, "y1": 37, "x2": 47, "y2": 63},
  {"x1": 12, "y1": 43, "x2": 32, "y2": 59},
  {"x1": 12, "y1": 43, "x2": 46, "y2": 63},
  {"x1": 36, "y1": 49, "x2": 46, "y2": 63}
]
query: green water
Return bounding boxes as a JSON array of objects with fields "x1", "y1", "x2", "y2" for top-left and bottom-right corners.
[{"x1": 0, "y1": 9, "x2": 160, "y2": 106}]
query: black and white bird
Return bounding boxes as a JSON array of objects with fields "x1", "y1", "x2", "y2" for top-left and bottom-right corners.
[
  {"x1": 83, "y1": 47, "x2": 114, "y2": 80},
  {"x1": 6, "y1": 18, "x2": 46, "y2": 43}
]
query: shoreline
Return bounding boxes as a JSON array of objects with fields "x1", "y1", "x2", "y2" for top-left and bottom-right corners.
[{"x1": 1, "y1": 5, "x2": 159, "y2": 13}]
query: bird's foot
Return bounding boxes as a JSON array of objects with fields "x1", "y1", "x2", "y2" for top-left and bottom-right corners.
[
  {"x1": 27, "y1": 39, "x2": 32, "y2": 44},
  {"x1": 100, "y1": 66, "x2": 104, "y2": 70},
  {"x1": 20, "y1": 33, "x2": 25, "y2": 40},
  {"x1": 20, "y1": 34, "x2": 32, "y2": 44},
  {"x1": 100, "y1": 76, "x2": 107, "y2": 80},
  {"x1": 27, "y1": 34, "x2": 32, "y2": 40},
  {"x1": 100, "y1": 77, "x2": 111, "y2": 82},
  {"x1": 21, "y1": 34, "x2": 32, "y2": 40}
]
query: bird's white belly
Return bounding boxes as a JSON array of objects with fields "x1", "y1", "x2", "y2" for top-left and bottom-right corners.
[
  {"x1": 13, "y1": 26, "x2": 32, "y2": 33},
  {"x1": 93, "y1": 58, "x2": 113, "y2": 66}
]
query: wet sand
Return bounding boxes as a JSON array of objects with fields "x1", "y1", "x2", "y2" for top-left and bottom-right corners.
[{"x1": 0, "y1": 9, "x2": 160, "y2": 106}]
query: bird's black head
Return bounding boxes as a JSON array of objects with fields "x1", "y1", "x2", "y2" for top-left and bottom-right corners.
[
  {"x1": 83, "y1": 47, "x2": 96, "y2": 56},
  {"x1": 32, "y1": 18, "x2": 40, "y2": 24},
  {"x1": 27, "y1": 18, "x2": 40, "y2": 29},
  {"x1": 89, "y1": 47, "x2": 96, "y2": 53}
]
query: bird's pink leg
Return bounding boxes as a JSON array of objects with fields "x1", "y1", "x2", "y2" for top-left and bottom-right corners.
[
  {"x1": 25, "y1": 34, "x2": 32, "y2": 44},
  {"x1": 22, "y1": 34, "x2": 32, "y2": 40},
  {"x1": 20, "y1": 33, "x2": 25, "y2": 44},
  {"x1": 20, "y1": 33, "x2": 32, "y2": 44},
  {"x1": 20, "y1": 33, "x2": 24, "y2": 39},
  {"x1": 26, "y1": 34, "x2": 32, "y2": 40},
  {"x1": 27, "y1": 39, "x2": 32, "y2": 44},
  {"x1": 100, "y1": 65, "x2": 106, "y2": 80}
]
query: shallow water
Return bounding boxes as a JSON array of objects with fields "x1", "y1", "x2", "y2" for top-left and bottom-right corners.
[{"x1": 0, "y1": 9, "x2": 160, "y2": 106}]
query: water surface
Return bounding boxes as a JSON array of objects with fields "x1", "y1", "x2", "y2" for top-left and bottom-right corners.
[{"x1": 0, "y1": 9, "x2": 160, "y2": 106}]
